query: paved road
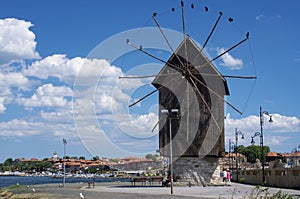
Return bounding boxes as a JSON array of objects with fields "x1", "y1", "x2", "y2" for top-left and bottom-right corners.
[
  {"x1": 8, "y1": 182, "x2": 300, "y2": 199},
  {"x1": 85, "y1": 182, "x2": 300, "y2": 199}
]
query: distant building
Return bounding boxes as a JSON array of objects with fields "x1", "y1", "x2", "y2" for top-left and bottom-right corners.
[
  {"x1": 224, "y1": 153, "x2": 247, "y2": 170},
  {"x1": 285, "y1": 151, "x2": 300, "y2": 167}
]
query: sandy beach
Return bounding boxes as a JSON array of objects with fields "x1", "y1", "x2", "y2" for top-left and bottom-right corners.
[{"x1": 1, "y1": 182, "x2": 300, "y2": 199}]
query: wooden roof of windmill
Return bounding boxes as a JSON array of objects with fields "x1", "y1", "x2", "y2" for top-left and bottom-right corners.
[{"x1": 152, "y1": 35, "x2": 230, "y2": 96}]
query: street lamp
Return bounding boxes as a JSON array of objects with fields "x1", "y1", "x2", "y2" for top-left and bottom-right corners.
[
  {"x1": 161, "y1": 109, "x2": 179, "y2": 195},
  {"x1": 250, "y1": 132, "x2": 261, "y2": 145},
  {"x1": 235, "y1": 128, "x2": 244, "y2": 182},
  {"x1": 63, "y1": 138, "x2": 67, "y2": 187},
  {"x1": 229, "y1": 139, "x2": 235, "y2": 170},
  {"x1": 251, "y1": 106, "x2": 273, "y2": 185}
]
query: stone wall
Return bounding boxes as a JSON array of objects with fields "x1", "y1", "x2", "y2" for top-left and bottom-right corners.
[
  {"x1": 172, "y1": 156, "x2": 223, "y2": 186},
  {"x1": 234, "y1": 168, "x2": 300, "y2": 189}
]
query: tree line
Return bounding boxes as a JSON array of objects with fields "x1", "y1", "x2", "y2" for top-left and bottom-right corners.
[
  {"x1": 0, "y1": 158, "x2": 53, "y2": 173},
  {"x1": 235, "y1": 145, "x2": 270, "y2": 163}
]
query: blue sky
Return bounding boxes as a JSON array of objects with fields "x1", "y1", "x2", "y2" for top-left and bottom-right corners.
[{"x1": 0, "y1": 0, "x2": 300, "y2": 162}]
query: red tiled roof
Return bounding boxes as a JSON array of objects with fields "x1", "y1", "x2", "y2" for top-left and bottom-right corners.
[
  {"x1": 284, "y1": 151, "x2": 300, "y2": 157},
  {"x1": 225, "y1": 153, "x2": 245, "y2": 157},
  {"x1": 267, "y1": 152, "x2": 278, "y2": 157}
]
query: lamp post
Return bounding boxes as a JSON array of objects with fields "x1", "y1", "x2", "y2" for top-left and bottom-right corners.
[
  {"x1": 229, "y1": 139, "x2": 235, "y2": 170},
  {"x1": 251, "y1": 106, "x2": 273, "y2": 185},
  {"x1": 235, "y1": 128, "x2": 244, "y2": 182},
  {"x1": 161, "y1": 109, "x2": 179, "y2": 195},
  {"x1": 63, "y1": 138, "x2": 67, "y2": 187},
  {"x1": 260, "y1": 106, "x2": 273, "y2": 184}
]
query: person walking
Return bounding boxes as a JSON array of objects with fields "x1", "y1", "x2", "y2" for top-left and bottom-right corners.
[
  {"x1": 227, "y1": 170, "x2": 231, "y2": 182},
  {"x1": 223, "y1": 169, "x2": 227, "y2": 182}
]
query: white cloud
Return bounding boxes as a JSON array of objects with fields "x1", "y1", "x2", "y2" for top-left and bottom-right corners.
[
  {"x1": 265, "y1": 136, "x2": 290, "y2": 146},
  {"x1": 0, "y1": 118, "x2": 75, "y2": 138},
  {"x1": 225, "y1": 113, "x2": 300, "y2": 134},
  {"x1": 0, "y1": 119, "x2": 42, "y2": 137},
  {"x1": 40, "y1": 109, "x2": 72, "y2": 122},
  {"x1": 256, "y1": 14, "x2": 265, "y2": 20},
  {"x1": 21, "y1": 84, "x2": 72, "y2": 107},
  {"x1": 0, "y1": 97, "x2": 6, "y2": 112},
  {"x1": 217, "y1": 47, "x2": 243, "y2": 70},
  {"x1": 267, "y1": 113, "x2": 300, "y2": 133},
  {"x1": 0, "y1": 71, "x2": 33, "y2": 91},
  {"x1": 116, "y1": 112, "x2": 158, "y2": 138},
  {"x1": 0, "y1": 18, "x2": 40, "y2": 65},
  {"x1": 0, "y1": 71, "x2": 35, "y2": 112},
  {"x1": 225, "y1": 114, "x2": 300, "y2": 150},
  {"x1": 255, "y1": 14, "x2": 282, "y2": 22},
  {"x1": 24, "y1": 54, "x2": 122, "y2": 85}
]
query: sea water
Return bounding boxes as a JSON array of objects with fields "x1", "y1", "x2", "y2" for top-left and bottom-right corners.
[{"x1": 0, "y1": 176, "x2": 128, "y2": 188}]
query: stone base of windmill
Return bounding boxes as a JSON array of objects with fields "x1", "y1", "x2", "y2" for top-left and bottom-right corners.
[{"x1": 172, "y1": 156, "x2": 225, "y2": 186}]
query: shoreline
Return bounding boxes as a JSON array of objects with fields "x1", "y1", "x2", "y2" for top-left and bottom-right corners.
[{"x1": 1, "y1": 181, "x2": 300, "y2": 199}]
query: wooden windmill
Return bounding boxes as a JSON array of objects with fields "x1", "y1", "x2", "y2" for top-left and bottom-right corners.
[
  {"x1": 152, "y1": 35, "x2": 230, "y2": 157},
  {"x1": 123, "y1": 1, "x2": 255, "y2": 185}
]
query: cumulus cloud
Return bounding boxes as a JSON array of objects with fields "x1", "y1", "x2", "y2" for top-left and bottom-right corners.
[
  {"x1": 0, "y1": 118, "x2": 75, "y2": 138},
  {"x1": 216, "y1": 47, "x2": 243, "y2": 70},
  {"x1": 0, "y1": 97, "x2": 6, "y2": 112},
  {"x1": 225, "y1": 113, "x2": 300, "y2": 148},
  {"x1": 225, "y1": 113, "x2": 300, "y2": 134},
  {"x1": 24, "y1": 54, "x2": 122, "y2": 85},
  {"x1": 0, "y1": 18, "x2": 40, "y2": 65},
  {"x1": 0, "y1": 119, "x2": 40, "y2": 136},
  {"x1": 21, "y1": 84, "x2": 72, "y2": 107},
  {"x1": 0, "y1": 71, "x2": 33, "y2": 91},
  {"x1": 0, "y1": 71, "x2": 36, "y2": 112},
  {"x1": 266, "y1": 136, "x2": 290, "y2": 146}
]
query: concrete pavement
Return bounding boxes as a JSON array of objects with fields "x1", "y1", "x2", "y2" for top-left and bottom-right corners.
[{"x1": 84, "y1": 182, "x2": 300, "y2": 199}]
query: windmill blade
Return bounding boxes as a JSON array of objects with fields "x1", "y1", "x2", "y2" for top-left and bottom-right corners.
[
  {"x1": 119, "y1": 71, "x2": 256, "y2": 81},
  {"x1": 129, "y1": 89, "x2": 158, "y2": 108},
  {"x1": 192, "y1": 33, "x2": 250, "y2": 73},
  {"x1": 180, "y1": 0, "x2": 186, "y2": 37},
  {"x1": 152, "y1": 116, "x2": 168, "y2": 132},
  {"x1": 119, "y1": 75, "x2": 157, "y2": 79},
  {"x1": 189, "y1": 72, "x2": 243, "y2": 115},
  {"x1": 210, "y1": 32, "x2": 249, "y2": 63},
  {"x1": 201, "y1": 11, "x2": 223, "y2": 51},
  {"x1": 151, "y1": 120, "x2": 159, "y2": 132},
  {"x1": 182, "y1": 72, "x2": 256, "y2": 79},
  {"x1": 188, "y1": 76, "x2": 222, "y2": 132},
  {"x1": 129, "y1": 74, "x2": 183, "y2": 108},
  {"x1": 126, "y1": 39, "x2": 184, "y2": 72},
  {"x1": 223, "y1": 75, "x2": 257, "y2": 79},
  {"x1": 152, "y1": 14, "x2": 187, "y2": 70},
  {"x1": 119, "y1": 72, "x2": 181, "y2": 79}
]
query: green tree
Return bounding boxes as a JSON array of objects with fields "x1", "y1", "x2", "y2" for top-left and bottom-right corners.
[
  {"x1": 145, "y1": 154, "x2": 153, "y2": 159},
  {"x1": 3, "y1": 158, "x2": 13, "y2": 166},
  {"x1": 92, "y1": 156, "x2": 100, "y2": 161},
  {"x1": 145, "y1": 154, "x2": 159, "y2": 162},
  {"x1": 79, "y1": 156, "x2": 85, "y2": 160},
  {"x1": 237, "y1": 145, "x2": 270, "y2": 163}
]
